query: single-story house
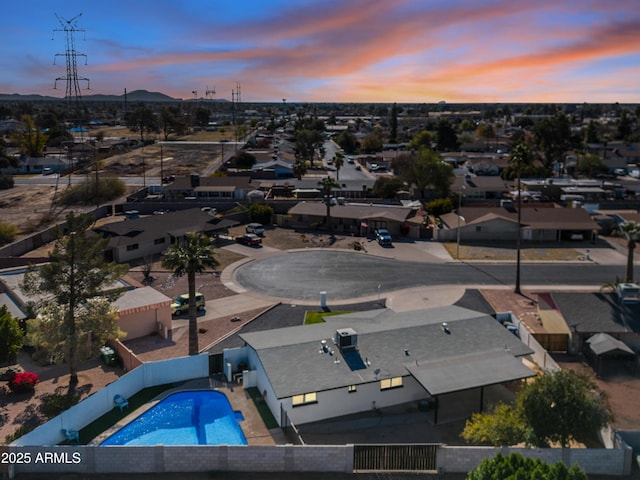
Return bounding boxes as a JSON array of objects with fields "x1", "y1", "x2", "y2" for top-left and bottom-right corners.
[
  {"x1": 252, "y1": 159, "x2": 294, "y2": 178},
  {"x1": 284, "y1": 201, "x2": 416, "y2": 236},
  {"x1": 437, "y1": 205, "x2": 600, "y2": 242},
  {"x1": 224, "y1": 305, "x2": 534, "y2": 426},
  {"x1": 94, "y1": 208, "x2": 237, "y2": 263},
  {"x1": 163, "y1": 175, "x2": 254, "y2": 200},
  {"x1": 1, "y1": 155, "x2": 71, "y2": 175},
  {"x1": 451, "y1": 175, "x2": 513, "y2": 201}
]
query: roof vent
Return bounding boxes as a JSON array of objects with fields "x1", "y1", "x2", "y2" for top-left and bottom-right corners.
[{"x1": 335, "y1": 328, "x2": 358, "y2": 350}]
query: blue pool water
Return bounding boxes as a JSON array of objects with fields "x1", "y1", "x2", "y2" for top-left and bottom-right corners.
[{"x1": 101, "y1": 390, "x2": 247, "y2": 446}]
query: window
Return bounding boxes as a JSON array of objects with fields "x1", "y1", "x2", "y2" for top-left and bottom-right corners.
[
  {"x1": 348, "y1": 385, "x2": 357, "y2": 393},
  {"x1": 292, "y1": 392, "x2": 317, "y2": 406},
  {"x1": 126, "y1": 243, "x2": 139, "y2": 251},
  {"x1": 154, "y1": 238, "x2": 166, "y2": 245},
  {"x1": 380, "y1": 377, "x2": 403, "y2": 390}
]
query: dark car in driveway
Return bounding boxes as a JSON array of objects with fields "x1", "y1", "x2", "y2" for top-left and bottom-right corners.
[
  {"x1": 236, "y1": 234, "x2": 262, "y2": 247},
  {"x1": 374, "y1": 228, "x2": 393, "y2": 246}
]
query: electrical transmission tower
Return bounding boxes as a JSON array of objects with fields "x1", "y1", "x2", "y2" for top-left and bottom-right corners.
[
  {"x1": 205, "y1": 85, "x2": 216, "y2": 100},
  {"x1": 53, "y1": 13, "x2": 90, "y2": 126}
]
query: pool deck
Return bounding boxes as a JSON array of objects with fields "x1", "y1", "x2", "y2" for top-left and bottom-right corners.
[{"x1": 91, "y1": 377, "x2": 285, "y2": 446}]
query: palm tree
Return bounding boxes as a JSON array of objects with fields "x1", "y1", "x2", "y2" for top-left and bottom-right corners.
[
  {"x1": 333, "y1": 152, "x2": 345, "y2": 181},
  {"x1": 620, "y1": 222, "x2": 640, "y2": 283},
  {"x1": 509, "y1": 143, "x2": 534, "y2": 295},
  {"x1": 293, "y1": 159, "x2": 307, "y2": 180},
  {"x1": 162, "y1": 232, "x2": 219, "y2": 355},
  {"x1": 317, "y1": 176, "x2": 341, "y2": 233}
]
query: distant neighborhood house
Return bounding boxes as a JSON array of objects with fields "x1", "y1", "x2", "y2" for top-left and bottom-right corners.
[
  {"x1": 283, "y1": 201, "x2": 417, "y2": 236},
  {"x1": 437, "y1": 205, "x2": 600, "y2": 242},
  {"x1": 93, "y1": 208, "x2": 237, "y2": 263}
]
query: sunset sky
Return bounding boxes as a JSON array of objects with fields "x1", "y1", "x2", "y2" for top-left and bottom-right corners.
[{"x1": 2, "y1": 0, "x2": 639, "y2": 103}]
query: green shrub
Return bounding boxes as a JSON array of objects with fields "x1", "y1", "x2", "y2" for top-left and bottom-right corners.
[
  {"x1": 247, "y1": 203, "x2": 273, "y2": 224},
  {"x1": 41, "y1": 391, "x2": 81, "y2": 418},
  {"x1": 0, "y1": 221, "x2": 19, "y2": 246},
  {"x1": 60, "y1": 176, "x2": 126, "y2": 205},
  {"x1": 5, "y1": 423, "x2": 38, "y2": 444},
  {"x1": 0, "y1": 174, "x2": 14, "y2": 190},
  {"x1": 426, "y1": 197, "x2": 454, "y2": 217}
]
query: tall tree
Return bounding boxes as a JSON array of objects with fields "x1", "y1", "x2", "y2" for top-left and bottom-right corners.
[
  {"x1": 333, "y1": 151, "x2": 345, "y2": 180},
  {"x1": 317, "y1": 176, "x2": 341, "y2": 233},
  {"x1": 159, "y1": 106, "x2": 188, "y2": 140},
  {"x1": 125, "y1": 104, "x2": 158, "y2": 142},
  {"x1": 0, "y1": 305, "x2": 22, "y2": 364},
  {"x1": 409, "y1": 130, "x2": 434, "y2": 151},
  {"x1": 295, "y1": 129, "x2": 324, "y2": 165},
  {"x1": 372, "y1": 176, "x2": 405, "y2": 199},
  {"x1": 14, "y1": 115, "x2": 48, "y2": 157},
  {"x1": 394, "y1": 148, "x2": 453, "y2": 198},
  {"x1": 22, "y1": 213, "x2": 128, "y2": 385},
  {"x1": 620, "y1": 222, "x2": 640, "y2": 283},
  {"x1": 162, "y1": 233, "x2": 219, "y2": 355},
  {"x1": 435, "y1": 119, "x2": 460, "y2": 151},
  {"x1": 292, "y1": 159, "x2": 308, "y2": 180},
  {"x1": 519, "y1": 370, "x2": 612, "y2": 448},
  {"x1": 532, "y1": 111, "x2": 571, "y2": 170},
  {"x1": 335, "y1": 131, "x2": 358, "y2": 154},
  {"x1": 389, "y1": 103, "x2": 398, "y2": 144}
]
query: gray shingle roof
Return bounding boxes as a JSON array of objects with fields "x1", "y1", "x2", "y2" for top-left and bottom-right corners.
[
  {"x1": 288, "y1": 202, "x2": 413, "y2": 223},
  {"x1": 406, "y1": 348, "x2": 535, "y2": 395},
  {"x1": 586, "y1": 332, "x2": 635, "y2": 356},
  {"x1": 94, "y1": 209, "x2": 237, "y2": 247},
  {"x1": 240, "y1": 305, "x2": 532, "y2": 399},
  {"x1": 552, "y1": 292, "x2": 640, "y2": 333}
]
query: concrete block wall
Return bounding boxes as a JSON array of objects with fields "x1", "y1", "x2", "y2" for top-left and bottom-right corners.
[
  {"x1": 10, "y1": 445, "x2": 355, "y2": 475},
  {"x1": 438, "y1": 446, "x2": 631, "y2": 476}
]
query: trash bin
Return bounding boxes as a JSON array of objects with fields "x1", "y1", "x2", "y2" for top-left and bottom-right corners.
[{"x1": 100, "y1": 346, "x2": 115, "y2": 366}]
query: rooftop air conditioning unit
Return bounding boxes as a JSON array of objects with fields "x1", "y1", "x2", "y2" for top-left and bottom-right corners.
[
  {"x1": 617, "y1": 283, "x2": 640, "y2": 304},
  {"x1": 335, "y1": 328, "x2": 358, "y2": 350}
]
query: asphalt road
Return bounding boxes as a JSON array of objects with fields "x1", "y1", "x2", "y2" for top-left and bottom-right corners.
[{"x1": 235, "y1": 250, "x2": 624, "y2": 301}]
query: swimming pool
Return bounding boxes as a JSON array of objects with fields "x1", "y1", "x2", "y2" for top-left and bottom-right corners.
[{"x1": 101, "y1": 390, "x2": 247, "y2": 446}]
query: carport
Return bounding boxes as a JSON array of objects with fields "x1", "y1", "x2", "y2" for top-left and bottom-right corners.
[
  {"x1": 405, "y1": 349, "x2": 536, "y2": 424},
  {"x1": 586, "y1": 332, "x2": 636, "y2": 377}
]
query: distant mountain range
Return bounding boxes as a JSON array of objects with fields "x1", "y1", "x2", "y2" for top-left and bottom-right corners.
[{"x1": 0, "y1": 90, "x2": 229, "y2": 103}]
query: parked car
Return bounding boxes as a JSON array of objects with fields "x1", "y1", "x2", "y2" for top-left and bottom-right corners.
[
  {"x1": 246, "y1": 223, "x2": 265, "y2": 235},
  {"x1": 375, "y1": 228, "x2": 393, "y2": 246},
  {"x1": 171, "y1": 292, "x2": 205, "y2": 315},
  {"x1": 236, "y1": 234, "x2": 262, "y2": 247}
]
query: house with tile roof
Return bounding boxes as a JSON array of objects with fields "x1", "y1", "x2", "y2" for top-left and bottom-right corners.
[{"x1": 223, "y1": 305, "x2": 534, "y2": 426}]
